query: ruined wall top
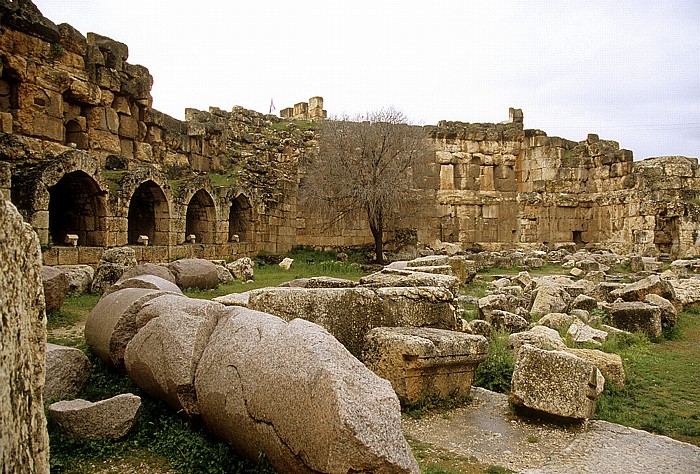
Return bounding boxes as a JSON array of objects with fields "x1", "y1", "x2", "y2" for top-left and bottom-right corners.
[{"x1": 279, "y1": 97, "x2": 327, "y2": 121}]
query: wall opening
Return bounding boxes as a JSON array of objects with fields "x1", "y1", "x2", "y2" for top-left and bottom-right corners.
[
  {"x1": 573, "y1": 230, "x2": 586, "y2": 248},
  {"x1": 65, "y1": 119, "x2": 88, "y2": 149},
  {"x1": 48, "y1": 171, "x2": 106, "y2": 246},
  {"x1": 228, "y1": 194, "x2": 254, "y2": 242},
  {"x1": 128, "y1": 180, "x2": 169, "y2": 246},
  {"x1": 654, "y1": 215, "x2": 679, "y2": 259},
  {"x1": 186, "y1": 189, "x2": 216, "y2": 244}
]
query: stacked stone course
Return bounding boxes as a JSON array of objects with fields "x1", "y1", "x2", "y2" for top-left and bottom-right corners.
[{"x1": 0, "y1": 1, "x2": 699, "y2": 265}]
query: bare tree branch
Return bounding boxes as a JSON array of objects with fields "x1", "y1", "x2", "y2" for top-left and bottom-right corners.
[{"x1": 300, "y1": 107, "x2": 428, "y2": 263}]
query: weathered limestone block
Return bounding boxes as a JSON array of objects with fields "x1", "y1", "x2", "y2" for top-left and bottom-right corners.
[
  {"x1": 125, "y1": 307, "x2": 219, "y2": 417},
  {"x1": 42, "y1": 265, "x2": 70, "y2": 313},
  {"x1": 195, "y1": 308, "x2": 419, "y2": 474},
  {"x1": 44, "y1": 343, "x2": 91, "y2": 400},
  {"x1": 168, "y1": 258, "x2": 219, "y2": 290},
  {"x1": 477, "y1": 293, "x2": 518, "y2": 320},
  {"x1": 85, "y1": 288, "x2": 181, "y2": 369},
  {"x1": 56, "y1": 264, "x2": 95, "y2": 293},
  {"x1": 538, "y1": 312, "x2": 577, "y2": 331},
  {"x1": 566, "y1": 320, "x2": 608, "y2": 346},
  {"x1": 487, "y1": 309, "x2": 529, "y2": 333},
  {"x1": 570, "y1": 293, "x2": 598, "y2": 312},
  {"x1": 564, "y1": 348, "x2": 626, "y2": 389},
  {"x1": 467, "y1": 319, "x2": 493, "y2": 337},
  {"x1": 360, "y1": 268, "x2": 460, "y2": 295},
  {"x1": 669, "y1": 278, "x2": 700, "y2": 305},
  {"x1": 362, "y1": 327, "x2": 488, "y2": 404},
  {"x1": 530, "y1": 283, "x2": 571, "y2": 316},
  {"x1": 0, "y1": 194, "x2": 49, "y2": 473},
  {"x1": 103, "y1": 274, "x2": 182, "y2": 296},
  {"x1": 609, "y1": 275, "x2": 678, "y2": 309},
  {"x1": 226, "y1": 257, "x2": 254, "y2": 281},
  {"x1": 223, "y1": 286, "x2": 459, "y2": 358},
  {"x1": 305, "y1": 276, "x2": 358, "y2": 288},
  {"x1": 49, "y1": 394, "x2": 141, "y2": 440},
  {"x1": 216, "y1": 265, "x2": 234, "y2": 285},
  {"x1": 119, "y1": 263, "x2": 176, "y2": 283},
  {"x1": 510, "y1": 345, "x2": 605, "y2": 420},
  {"x1": 644, "y1": 293, "x2": 678, "y2": 326},
  {"x1": 508, "y1": 326, "x2": 567, "y2": 351},
  {"x1": 606, "y1": 301, "x2": 662, "y2": 339},
  {"x1": 92, "y1": 247, "x2": 138, "y2": 294}
]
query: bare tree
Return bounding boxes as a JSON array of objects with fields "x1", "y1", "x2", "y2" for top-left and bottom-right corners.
[{"x1": 302, "y1": 108, "x2": 426, "y2": 263}]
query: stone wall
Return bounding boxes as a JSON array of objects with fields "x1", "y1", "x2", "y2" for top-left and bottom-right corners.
[{"x1": 1, "y1": 1, "x2": 699, "y2": 264}]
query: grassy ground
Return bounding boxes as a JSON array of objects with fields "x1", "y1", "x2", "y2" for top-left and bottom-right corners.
[
  {"x1": 595, "y1": 307, "x2": 700, "y2": 445},
  {"x1": 461, "y1": 267, "x2": 700, "y2": 448},
  {"x1": 46, "y1": 259, "x2": 700, "y2": 473}
]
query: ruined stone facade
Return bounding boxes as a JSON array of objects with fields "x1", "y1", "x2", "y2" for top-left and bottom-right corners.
[{"x1": 0, "y1": 1, "x2": 699, "y2": 266}]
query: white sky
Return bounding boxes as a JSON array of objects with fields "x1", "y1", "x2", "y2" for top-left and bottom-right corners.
[{"x1": 34, "y1": 0, "x2": 700, "y2": 160}]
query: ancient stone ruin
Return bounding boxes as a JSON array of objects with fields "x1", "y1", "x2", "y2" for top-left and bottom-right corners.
[{"x1": 0, "y1": 1, "x2": 698, "y2": 269}]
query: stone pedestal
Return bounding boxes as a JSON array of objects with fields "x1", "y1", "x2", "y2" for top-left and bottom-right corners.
[{"x1": 363, "y1": 327, "x2": 488, "y2": 404}]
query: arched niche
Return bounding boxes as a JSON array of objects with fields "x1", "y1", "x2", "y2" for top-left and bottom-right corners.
[
  {"x1": 185, "y1": 189, "x2": 216, "y2": 244},
  {"x1": 48, "y1": 170, "x2": 107, "y2": 246},
  {"x1": 228, "y1": 194, "x2": 254, "y2": 242},
  {"x1": 127, "y1": 180, "x2": 170, "y2": 246}
]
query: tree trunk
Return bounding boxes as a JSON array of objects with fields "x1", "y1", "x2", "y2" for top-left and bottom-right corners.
[{"x1": 368, "y1": 206, "x2": 384, "y2": 264}]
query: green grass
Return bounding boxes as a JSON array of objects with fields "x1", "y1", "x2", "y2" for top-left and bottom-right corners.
[
  {"x1": 594, "y1": 307, "x2": 700, "y2": 446},
  {"x1": 407, "y1": 438, "x2": 512, "y2": 474},
  {"x1": 473, "y1": 331, "x2": 514, "y2": 393},
  {"x1": 269, "y1": 120, "x2": 317, "y2": 131},
  {"x1": 208, "y1": 172, "x2": 239, "y2": 188},
  {"x1": 49, "y1": 352, "x2": 275, "y2": 474}
]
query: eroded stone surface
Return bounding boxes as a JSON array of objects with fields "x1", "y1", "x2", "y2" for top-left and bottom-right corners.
[
  {"x1": 363, "y1": 327, "x2": 488, "y2": 404},
  {"x1": 49, "y1": 393, "x2": 141, "y2": 440},
  {"x1": 44, "y1": 343, "x2": 91, "y2": 400},
  {"x1": 195, "y1": 308, "x2": 419, "y2": 473},
  {"x1": 510, "y1": 345, "x2": 604, "y2": 420},
  {"x1": 0, "y1": 193, "x2": 49, "y2": 473}
]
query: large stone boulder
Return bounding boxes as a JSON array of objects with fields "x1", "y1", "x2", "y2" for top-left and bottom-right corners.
[
  {"x1": 606, "y1": 301, "x2": 663, "y2": 339},
  {"x1": 44, "y1": 343, "x2": 91, "y2": 400},
  {"x1": 510, "y1": 344, "x2": 605, "y2": 420},
  {"x1": 530, "y1": 283, "x2": 571, "y2": 317},
  {"x1": 220, "y1": 286, "x2": 459, "y2": 358},
  {"x1": 570, "y1": 293, "x2": 598, "y2": 312},
  {"x1": 362, "y1": 327, "x2": 488, "y2": 404},
  {"x1": 226, "y1": 257, "x2": 255, "y2": 281},
  {"x1": 124, "y1": 299, "x2": 223, "y2": 417},
  {"x1": 119, "y1": 263, "x2": 176, "y2": 284},
  {"x1": 537, "y1": 312, "x2": 578, "y2": 332},
  {"x1": 92, "y1": 247, "x2": 138, "y2": 294},
  {"x1": 566, "y1": 320, "x2": 608, "y2": 346},
  {"x1": 487, "y1": 309, "x2": 529, "y2": 333},
  {"x1": 609, "y1": 275, "x2": 679, "y2": 309},
  {"x1": 508, "y1": 326, "x2": 567, "y2": 351},
  {"x1": 360, "y1": 268, "x2": 460, "y2": 295},
  {"x1": 215, "y1": 265, "x2": 235, "y2": 285},
  {"x1": 195, "y1": 308, "x2": 419, "y2": 473},
  {"x1": 103, "y1": 274, "x2": 182, "y2": 297},
  {"x1": 0, "y1": 194, "x2": 49, "y2": 472},
  {"x1": 305, "y1": 276, "x2": 358, "y2": 288},
  {"x1": 564, "y1": 348, "x2": 626, "y2": 389},
  {"x1": 42, "y1": 265, "x2": 70, "y2": 313},
  {"x1": 644, "y1": 293, "x2": 678, "y2": 326},
  {"x1": 167, "y1": 258, "x2": 219, "y2": 290},
  {"x1": 48, "y1": 393, "x2": 141, "y2": 440},
  {"x1": 85, "y1": 288, "x2": 182, "y2": 369},
  {"x1": 56, "y1": 264, "x2": 94, "y2": 294}
]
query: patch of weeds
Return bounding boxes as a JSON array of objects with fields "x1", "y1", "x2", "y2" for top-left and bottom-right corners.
[
  {"x1": 407, "y1": 438, "x2": 491, "y2": 474},
  {"x1": 485, "y1": 467, "x2": 515, "y2": 474},
  {"x1": 527, "y1": 435, "x2": 539, "y2": 443},
  {"x1": 473, "y1": 331, "x2": 514, "y2": 393},
  {"x1": 462, "y1": 278, "x2": 489, "y2": 299},
  {"x1": 49, "y1": 351, "x2": 276, "y2": 473},
  {"x1": 47, "y1": 293, "x2": 100, "y2": 330}
]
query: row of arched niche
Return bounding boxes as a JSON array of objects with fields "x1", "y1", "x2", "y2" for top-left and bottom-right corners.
[{"x1": 45, "y1": 169, "x2": 253, "y2": 248}]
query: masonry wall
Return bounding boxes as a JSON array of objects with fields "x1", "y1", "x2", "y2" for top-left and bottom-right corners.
[{"x1": 1, "y1": 1, "x2": 699, "y2": 264}]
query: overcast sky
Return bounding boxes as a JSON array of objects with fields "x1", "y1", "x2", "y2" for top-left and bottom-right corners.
[{"x1": 34, "y1": 0, "x2": 699, "y2": 160}]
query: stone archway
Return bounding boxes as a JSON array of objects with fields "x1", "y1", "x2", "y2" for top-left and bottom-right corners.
[
  {"x1": 48, "y1": 171, "x2": 107, "y2": 246},
  {"x1": 186, "y1": 189, "x2": 216, "y2": 244},
  {"x1": 228, "y1": 194, "x2": 254, "y2": 242},
  {"x1": 127, "y1": 180, "x2": 170, "y2": 246}
]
